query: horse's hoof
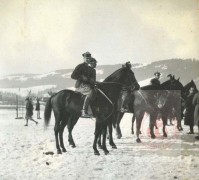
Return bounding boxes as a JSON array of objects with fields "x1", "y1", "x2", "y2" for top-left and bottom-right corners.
[
  {"x1": 136, "y1": 138, "x2": 141, "y2": 143},
  {"x1": 104, "y1": 151, "x2": 109, "y2": 155},
  {"x1": 151, "y1": 135, "x2": 156, "y2": 139},
  {"x1": 57, "y1": 150, "x2": 62, "y2": 154},
  {"x1": 163, "y1": 134, "x2": 167, "y2": 138},
  {"x1": 112, "y1": 145, "x2": 117, "y2": 149},
  {"x1": 98, "y1": 145, "x2": 102, "y2": 149},
  {"x1": 103, "y1": 148, "x2": 109, "y2": 155},
  {"x1": 94, "y1": 151, "x2": 100, "y2": 156},
  {"x1": 62, "y1": 148, "x2": 67, "y2": 152},
  {"x1": 117, "y1": 134, "x2": 122, "y2": 139},
  {"x1": 131, "y1": 131, "x2": 134, "y2": 135}
]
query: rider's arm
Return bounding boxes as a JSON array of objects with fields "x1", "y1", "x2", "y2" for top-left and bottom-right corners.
[{"x1": 71, "y1": 64, "x2": 82, "y2": 80}]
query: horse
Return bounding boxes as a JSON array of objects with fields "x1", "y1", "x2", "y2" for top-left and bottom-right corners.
[
  {"x1": 44, "y1": 82, "x2": 124, "y2": 155},
  {"x1": 114, "y1": 74, "x2": 184, "y2": 141},
  {"x1": 103, "y1": 67, "x2": 172, "y2": 143},
  {"x1": 97, "y1": 64, "x2": 140, "y2": 149},
  {"x1": 44, "y1": 65, "x2": 137, "y2": 155},
  {"x1": 161, "y1": 76, "x2": 185, "y2": 131}
]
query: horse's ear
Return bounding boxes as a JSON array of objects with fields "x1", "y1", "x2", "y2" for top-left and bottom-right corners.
[
  {"x1": 177, "y1": 77, "x2": 180, "y2": 81},
  {"x1": 167, "y1": 74, "x2": 171, "y2": 77}
]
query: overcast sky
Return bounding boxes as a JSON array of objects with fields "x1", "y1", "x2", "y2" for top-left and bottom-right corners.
[{"x1": 0, "y1": 0, "x2": 198, "y2": 76}]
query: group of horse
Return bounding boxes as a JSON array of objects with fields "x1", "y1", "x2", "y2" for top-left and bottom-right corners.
[{"x1": 44, "y1": 65, "x2": 197, "y2": 155}]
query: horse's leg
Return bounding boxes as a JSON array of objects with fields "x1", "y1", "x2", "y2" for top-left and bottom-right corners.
[
  {"x1": 115, "y1": 112, "x2": 124, "y2": 139},
  {"x1": 136, "y1": 112, "x2": 144, "y2": 143},
  {"x1": 150, "y1": 113, "x2": 156, "y2": 139},
  {"x1": 59, "y1": 118, "x2": 68, "y2": 152},
  {"x1": 97, "y1": 134, "x2": 102, "y2": 149},
  {"x1": 68, "y1": 115, "x2": 79, "y2": 148},
  {"x1": 131, "y1": 114, "x2": 136, "y2": 134},
  {"x1": 53, "y1": 111, "x2": 63, "y2": 154},
  {"x1": 93, "y1": 121, "x2": 103, "y2": 155},
  {"x1": 108, "y1": 121, "x2": 117, "y2": 149},
  {"x1": 176, "y1": 112, "x2": 183, "y2": 131},
  {"x1": 102, "y1": 124, "x2": 109, "y2": 155},
  {"x1": 162, "y1": 115, "x2": 168, "y2": 137}
]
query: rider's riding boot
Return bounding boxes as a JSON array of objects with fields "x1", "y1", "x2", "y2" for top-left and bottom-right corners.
[
  {"x1": 120, "y1": 90, "x2": 129, "y2": 113},
  {"x1": 120, "y1": 98, "x2": 128, "y2": 113},
  {"x1": 81, "y1": 96, "x2": 93, "y2": 118}
]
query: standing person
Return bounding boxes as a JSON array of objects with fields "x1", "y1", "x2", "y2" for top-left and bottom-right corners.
[
  {"x1": 36, "y1": 98, "x2": 41, "y2": 119},
  {"x1": 184, "y1": 87, "x2": 196, "y2": 134},
  {"x1": 150, "y1": 72, "x2": 161, "y2": 86},
  {"x1": 71, "y1": 52, "x2": 97, "y2": 118},
  {"x1": 193, "y1": 91, "x2": 199, "y2": 140},
  {"x1": 24, "y1": 97, "x2": 38, "y2": 126}
]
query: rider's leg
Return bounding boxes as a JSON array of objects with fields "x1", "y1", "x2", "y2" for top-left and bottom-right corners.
[
  {"x1": 81, "y1": 89, "x2": 94, "y2": 118},
  {"x1": 120, "y1": 91, "x2": 128, "y2": 112}
]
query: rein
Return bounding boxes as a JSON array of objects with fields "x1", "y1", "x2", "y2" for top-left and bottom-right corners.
[{"x1": 94, "y1": 87, "x2": 115, "y2": 123}]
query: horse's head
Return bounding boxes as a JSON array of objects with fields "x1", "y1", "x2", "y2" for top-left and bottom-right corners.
[
  {"x1": 161, "y1": 77, "x2": 184, "y2": 91},
  {"x1": 183, "y1": 80, "x2": 198, "y2": 98},
  {"x1": 104, "y1": 62, "x2": 140, "y2": 91},
  {"x1": 155, "y1": 90, "x2": 170, "y2": 109}
]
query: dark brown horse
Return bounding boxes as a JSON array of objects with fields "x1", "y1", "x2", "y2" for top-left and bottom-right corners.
[
  {"x1": 44, "y1": 82, "x2": 123, "y2": 155},
  {"x1": 110, "y1": 74, "x2": 183, "y2": 142},
  {"x1": 44, "y1": 65, "x2": 138, "y2": 155}
]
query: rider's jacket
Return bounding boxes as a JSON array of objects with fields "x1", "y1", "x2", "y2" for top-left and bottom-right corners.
[{"x1": 71, "y1": 62, "x2": 96, "y2": 88}]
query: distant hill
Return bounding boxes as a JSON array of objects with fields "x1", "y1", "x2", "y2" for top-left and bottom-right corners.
[{"x1": 0, "y1": 59, "x2": 198, "y2": 96}]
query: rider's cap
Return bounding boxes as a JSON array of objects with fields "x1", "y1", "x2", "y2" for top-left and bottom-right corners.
[
  {"x1": 82, "y1": 52, "x2": 91, "y2": 58},
  {"x1": 89, "y1": 57, "x2": 97, "y2": 64},
  {"x1": 154, "y1": 72, "x2": 161, "y2": 76}
]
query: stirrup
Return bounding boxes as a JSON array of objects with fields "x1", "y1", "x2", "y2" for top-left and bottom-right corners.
[
  {"x1": 81, "y1": 110, "x2": 93, "y2": 118},
  {"x1": 120, "y1": 108, "x2": 128, "y2": 113}
]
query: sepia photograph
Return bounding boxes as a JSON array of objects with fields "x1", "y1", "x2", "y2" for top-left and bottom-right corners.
[{"x1": 0, "y1": 0, "x2": 199, "y2": 179}]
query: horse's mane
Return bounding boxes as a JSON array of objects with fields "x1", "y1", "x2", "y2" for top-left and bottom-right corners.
[
  {"x1": 161, "y1": 78, "x2": 184, "y2": 90},
  {"x1": 161, "y1": 79, "x2": 172, "y2": 86}
]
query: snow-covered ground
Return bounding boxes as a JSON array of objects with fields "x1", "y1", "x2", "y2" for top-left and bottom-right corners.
[{"x1": 0, "y1": 110, "x2": 199, "y2": 180}]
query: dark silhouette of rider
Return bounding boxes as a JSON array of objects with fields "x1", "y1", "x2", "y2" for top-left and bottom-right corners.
[
  {"x1": 150, "y1": 72, "x2": 161, "y2": 86},
  {"x1": 71, "y1": 52, "x2": 97, "y2": 118},
  {"x1": 120, "y1": 61, "x2": 140, "y2": 112}
]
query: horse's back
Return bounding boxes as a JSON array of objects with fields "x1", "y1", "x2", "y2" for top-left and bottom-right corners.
[{"x1": 50, "y1": 89, "x2": 83, "y2": 114}]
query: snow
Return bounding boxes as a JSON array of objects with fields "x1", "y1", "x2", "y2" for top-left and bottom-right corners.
[
  {"x1": 132, "y1": 63, "x2": 149, "y2": 69},
  {"x1": 0, "y1": 85, "x2": 57, "y2": 97},
  {"x1": 62, "y1": 72, "x2": 72, "y2": 78},
  {"x1": 0, "y1": 75, "x2": 23, "y2": 80},
  {"x1": 162, "y1": 65, "x2": 168, "y2": 70},
  {"x1": 96, "y1": 69, "x2": 104, "y2": 75},
  {"x1": 33, "y1": 71, "x2": 59, "y2": 79},
  {"x1": 0, "y1": 110, "x2": 198, "y2": 180},
  {"x1": 138, "y1": 78, "x2": 152, "y2": 86}
]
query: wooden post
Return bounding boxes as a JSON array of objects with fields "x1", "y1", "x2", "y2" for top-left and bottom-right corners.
[{"x1": 15, "y1": 94, "x2": 19, "y2": 119}]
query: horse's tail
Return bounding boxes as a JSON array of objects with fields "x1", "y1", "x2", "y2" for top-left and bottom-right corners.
[{"x1": 44, "y1": 97, "x2": 52, "y2": 127}]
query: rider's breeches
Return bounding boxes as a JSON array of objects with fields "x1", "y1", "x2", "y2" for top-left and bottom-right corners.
[{"x1": 83, "y1": 89, "x2": 95, "y2": 110}]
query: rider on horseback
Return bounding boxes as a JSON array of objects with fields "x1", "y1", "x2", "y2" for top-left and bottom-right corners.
[
  {"x1": 150, "y1": 72, "x2": 161, "y2": 86},
  {"x1": 120, "y1": 61, "x2": 140, "y2": 112},
  {"x1": 71, "y1": 52, "x2": 97, "y2": 118}
]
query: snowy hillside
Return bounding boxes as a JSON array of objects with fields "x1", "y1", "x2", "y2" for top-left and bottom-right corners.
[{"x1": 0, "y1": 59, "x2": 199, "y2": 96}]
